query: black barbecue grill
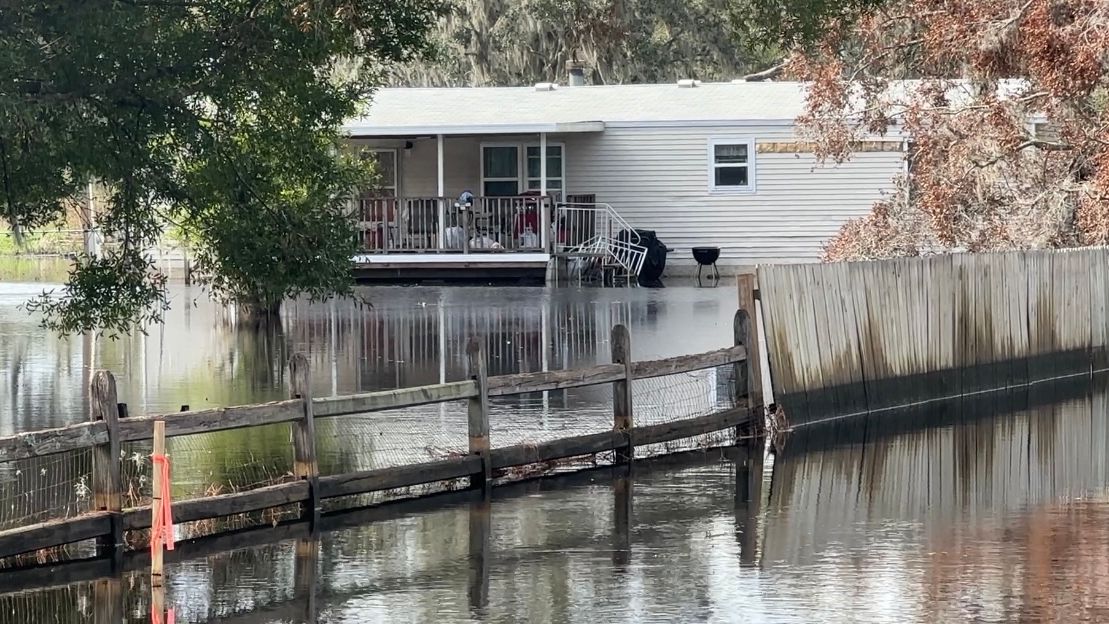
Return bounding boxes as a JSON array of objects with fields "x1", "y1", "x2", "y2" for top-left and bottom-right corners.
[{"x1": 692, "y1": 247, "x2": 720, "y2": 282}]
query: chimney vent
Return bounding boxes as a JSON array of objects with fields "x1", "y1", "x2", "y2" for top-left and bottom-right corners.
[{"x1": 566, "y1": 60, "x2": 587, "y2": 87}]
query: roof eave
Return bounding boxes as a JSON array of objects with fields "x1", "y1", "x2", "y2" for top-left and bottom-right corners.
[{"x1": 344, "y1": 121, "x2": 606, "y2": 137}]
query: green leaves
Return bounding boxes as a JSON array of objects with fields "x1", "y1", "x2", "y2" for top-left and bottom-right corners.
[{"x1": 0, "y1": 0, "x2": 444, "y2": 333}]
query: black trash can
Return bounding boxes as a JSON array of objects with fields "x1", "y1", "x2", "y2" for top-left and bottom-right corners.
[{"x1": 619, "y1": 229, "x2": 669, "y2": 287}]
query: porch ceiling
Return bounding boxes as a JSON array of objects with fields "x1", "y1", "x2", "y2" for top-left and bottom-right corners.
[{"x1": 344, "y1": 121, "x2": 605, "y2": 138}]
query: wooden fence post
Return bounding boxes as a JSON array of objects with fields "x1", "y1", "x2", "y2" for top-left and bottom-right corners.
[
  {"x1": 737, "y1": 274, "x2": 765, "y2": 432},
  {"x1": 151, "y1": 420, "x2": 167, "y2": 587},
  {"x1": 734, "y1": 309, "x2": 754, "y2": 441},
  {"x1": 466, "y1": 337, "x2": 491, "y2": 488},
  {"x1": 290, "y1": 354, "x2": 319, "y2": 525},
  {"x1": 611, "y1": 325, "x2": 634, "y2": 462},
  {"x1": 89, "y1": 370, "x2": 122, "y2": 562}
]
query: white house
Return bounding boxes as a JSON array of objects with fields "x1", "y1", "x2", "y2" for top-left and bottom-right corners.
[{"x1": 343, "y1": 80, "x2": 904, "y2": 280}]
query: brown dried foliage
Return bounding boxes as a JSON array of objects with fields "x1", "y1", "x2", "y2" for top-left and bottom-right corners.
[{"x1": 791, "y1": 0, "x2": 1109, "y2": 261}]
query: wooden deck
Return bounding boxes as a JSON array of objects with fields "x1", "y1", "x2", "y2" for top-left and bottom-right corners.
[{"x1": 351, "y1": 252, "x2": 551, "y2": 283}]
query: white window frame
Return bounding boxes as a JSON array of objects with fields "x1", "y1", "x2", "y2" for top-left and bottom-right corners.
[
  {"x1": 525, "y1": 142, "x2": 566, "y2": 192},
  {"x1": 480, "y1": 141, "x2": 568, "y2": 196},
  {"x1": 707, "y1": 138, "x2": 756, "y2": 194}
]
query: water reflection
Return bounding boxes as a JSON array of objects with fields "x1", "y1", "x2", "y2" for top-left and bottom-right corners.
[{"x1": 2, "y1": 274, "x2": 736, "y2": 433}]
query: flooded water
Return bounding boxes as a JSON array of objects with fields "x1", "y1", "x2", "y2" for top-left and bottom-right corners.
[{"x1": 6, "y1": 259, "x2": 1109, "y2": 622}]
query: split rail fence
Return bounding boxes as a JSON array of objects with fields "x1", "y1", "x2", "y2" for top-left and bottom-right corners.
[{"x1": 0, "y1": 315, "x2": 760, "y2": 563}]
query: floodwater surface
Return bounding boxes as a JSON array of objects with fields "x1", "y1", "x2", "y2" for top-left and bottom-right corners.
[{"x1": 4, "y1": 259, "x2": 1109, "y2": 622}]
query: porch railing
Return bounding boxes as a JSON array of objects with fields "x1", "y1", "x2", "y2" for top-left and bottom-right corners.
[{"x1": 354, "y1": 195, "x2": 557, "y2": 254}]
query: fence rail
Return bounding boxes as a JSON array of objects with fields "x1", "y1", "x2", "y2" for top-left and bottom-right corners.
[{"x1": 0, "y1": 316, "x2": 760, "y2": 563}]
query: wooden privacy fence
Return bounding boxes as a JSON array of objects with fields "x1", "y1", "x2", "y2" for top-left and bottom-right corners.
[
  {"x1": 0, "y1": 317, "x2": 760, "y2": 562},
  {"x1": 757, "y1": 248, "x2": 1109, "y2": 426}
]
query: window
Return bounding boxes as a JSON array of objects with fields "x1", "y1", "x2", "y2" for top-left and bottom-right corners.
[
  {"x1": 482, "y1": 145, "x2": 520, "y2": 196},
  {"x1": 526, "y1": 145, "x2": 563, "y2": 191},
  {"x1": 481, "y1": 142, "x2": 567, "y2": 197},
  {"x1": 360, "y1": 149, "x2": 398, "y2": 197},
  {"x1": 708, "y1": 139, "x2": 755, "y2": 193}
]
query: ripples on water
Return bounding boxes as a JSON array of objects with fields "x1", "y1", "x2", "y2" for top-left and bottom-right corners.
[{"x1": 7, "y1": 261, "x2": 1109, "y2": 622}]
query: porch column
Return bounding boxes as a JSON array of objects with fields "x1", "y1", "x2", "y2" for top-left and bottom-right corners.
[
  {"x1": 539, "y1": 132, "x2": 550, "y2": 252},
  {"x1": 437, "y1": 134, "x2": 446, "y2": 251}
]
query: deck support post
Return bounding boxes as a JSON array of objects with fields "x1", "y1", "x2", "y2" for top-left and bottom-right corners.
[
  {"x1": 737, "y1": 274, "x2": 765, "y2": 435},
  {"x1": 437, "y1": 134, "x2": 446, "y2": 251},
  {"x1": 540, "y1": 132, "x2": 550, "y2": 252},
  {"x1": 89, "y1": 370, "x2": 122, "y2": 565},
  {"x1": 611, "y1": 325, "x2": 634, "y2": 462},
  {"x1": 290, "y1": 354, "x2": 320, "y2": 526},
  {"x1": 467, "y1": 337, "x2": 492, "y2": 488}
]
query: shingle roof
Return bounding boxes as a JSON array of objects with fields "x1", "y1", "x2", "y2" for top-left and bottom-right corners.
[{"x1": 344, "y1": 81, "x2": 811, "y2": 136}]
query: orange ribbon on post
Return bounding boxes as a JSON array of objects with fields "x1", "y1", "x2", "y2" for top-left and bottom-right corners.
[
  {"x1": 150, "y1": 453, "x2": 174, "y2": 556},
  {"x1": 150, "y1": 606, "x2": 176, "y2": 624}
]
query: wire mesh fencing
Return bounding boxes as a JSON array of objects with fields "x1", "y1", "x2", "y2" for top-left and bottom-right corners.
[
  {"x1": 0, "y1": 449, "x2": 93, "y2": 534},
  {"x1": 635, "y1": 363, "x2": 741, "y2": 459},
  {"x1": 316, "y1": 402, "x2": 472, "y2": 512}
]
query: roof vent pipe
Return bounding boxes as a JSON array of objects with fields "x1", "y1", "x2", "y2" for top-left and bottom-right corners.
[
  {"x1": 566, "y1": 60, "x2": 587, "y2": 87},
  {"x1": 677, "y1": 79, "x2": 701, "y2": 88}
]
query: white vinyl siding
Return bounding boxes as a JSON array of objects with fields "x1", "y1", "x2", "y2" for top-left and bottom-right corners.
[{"x1": 563, "y1": 125, "x2": 903, "y2": 267}]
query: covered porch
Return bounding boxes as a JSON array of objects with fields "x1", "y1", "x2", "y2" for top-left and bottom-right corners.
[{"x1": 346, "y1": 120, "x2": 604, "y2": 255}]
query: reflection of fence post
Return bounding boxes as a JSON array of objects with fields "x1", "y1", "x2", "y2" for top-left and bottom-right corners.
[
  {"x1": 612, "y1": 475, "x2": 632, "y2": 569},
  {"x1": 737, "y1": 275, "x2": 764, "y2": 430},
  {"x1": 611, "y1": 325, "x2": 634, "y2": 463},
  {"x1": 467, "y1": 337, "x2": 492, "y2": 488},
  {"x1": 92, "y1": 577, "x2": 123, "y2": 624},
  {"x1": 735, "y1": 442, "x2": 763, "y2": 567},
  {"x1": 467, "y1": 492, "x2": 492, "y2": 612},
  {"x1": 290, "y1": 354, "x2": 320, "y2": 525},
  {"x1": 89, "y1": 370, "x2": 122, "y2": 563},
  {"x1": 294, "y1": 537, "x2": 320, "y2": 624}
]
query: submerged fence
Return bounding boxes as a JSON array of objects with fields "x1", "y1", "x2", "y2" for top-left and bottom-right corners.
[
  {"x1": 757, "y1": 248, "x2": 1109, "y2": 426},
  {"x1": 0, "y1": 317, "x2": 760, "y2": 564}
]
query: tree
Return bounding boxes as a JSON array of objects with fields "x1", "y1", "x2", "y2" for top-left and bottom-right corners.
[
  {"x1": 780, "y1": 0, "x2": 1109, "y2": 260},
  {"x1": 392, "y1": 0, "x2": 781, "y2": 86},
  {"x1": 4, "y1": 0, "x2": 444, "y2": 334}
]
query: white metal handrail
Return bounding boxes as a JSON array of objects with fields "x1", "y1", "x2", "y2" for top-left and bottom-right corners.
[{"x1": 555, "y1": 202, "x2": 641, "y2": 253}]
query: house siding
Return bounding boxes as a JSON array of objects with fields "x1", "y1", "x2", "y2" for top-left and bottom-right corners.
[{"x1": 563, "y1": 125, "x2": 903, "y2": 267}]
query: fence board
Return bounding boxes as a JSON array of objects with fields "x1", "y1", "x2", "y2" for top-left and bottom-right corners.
[
  {"x1": 0, "y1": 422, "x2": 107, "y2": 462},
  {"x1": 118, "y1": 401, "x2": 303, "y2": 441},
  {"x1": 758, "y1": 247, "x2": 1109, "y2": 425}
]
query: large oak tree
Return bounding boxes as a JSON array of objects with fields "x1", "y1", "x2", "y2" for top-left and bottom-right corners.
[{"x1": 3, "y1": 0, "x2": 443, "y2": 333}]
